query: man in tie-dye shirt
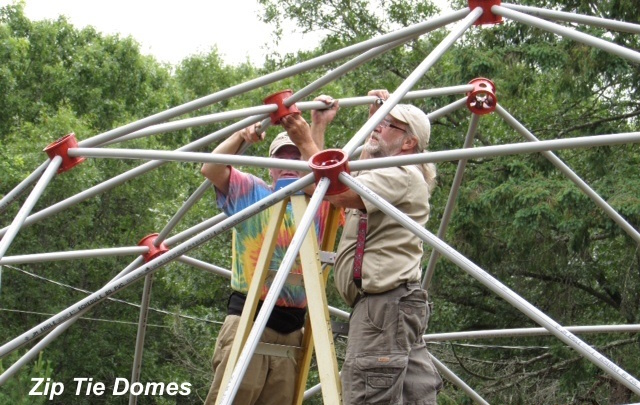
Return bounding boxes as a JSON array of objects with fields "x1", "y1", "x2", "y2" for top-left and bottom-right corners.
[{"x1": 201, "y1": 95, "x2": 339, "y2": 405}]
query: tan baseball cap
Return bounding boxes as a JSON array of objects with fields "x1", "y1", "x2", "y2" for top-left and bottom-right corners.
[
  {"x1": 269, "y1": 132, "x2": 297, "y2": 156},
  {"x1": 389, "y1": 104, "x2": 430, "y2": 151}
]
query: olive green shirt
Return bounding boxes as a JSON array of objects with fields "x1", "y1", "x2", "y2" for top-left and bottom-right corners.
[{"x1": 334, "y1": 165, "x2": 431, "y2": 307}]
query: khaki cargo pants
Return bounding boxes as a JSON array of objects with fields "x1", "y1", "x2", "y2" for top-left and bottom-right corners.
[
  {"x1": 204, "y1": 315, "x2": 303, "y2": 405},
  {"x1": 341, "y1": 283, "x2": 443, "y2": 405}
]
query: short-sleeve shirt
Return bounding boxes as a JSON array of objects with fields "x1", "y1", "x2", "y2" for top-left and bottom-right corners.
[
  {"x1": 216, "y1": 167, "x2": 332, "y2": 308},
  {"x1": 334, "y1": 165, "x2": 430, "y2": 307}
]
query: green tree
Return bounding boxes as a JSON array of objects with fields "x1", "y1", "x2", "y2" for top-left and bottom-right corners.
[
  {"x1": 2, "y1": 0, "x2": 640, "y2": 403},
  {"x1": 0, "y1": 4, "x2": 226, "y2": 403},
  {"x1": 0, "y1": 352, "x2": 53, "y2": 405},
  {"x1": 256, "y1": 0, "x2": 640, "y2": 403}
]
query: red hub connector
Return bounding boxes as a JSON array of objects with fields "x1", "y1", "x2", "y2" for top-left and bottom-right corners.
[
  {"x1": 466, "y1": 78, "x2": 497, "y2": 115},
  {"x1": 138, "y1": 233, "x2": 169, "y2": 263},
  {"x1": 43, "y1": 133, "x2": 85, "y2": 174},
  {"x1": 468, "y1": 0, "x2": 502, "y2": 26},
  {"x1": 264, "y1": 89, "x2": 301, "y2": 125},
  {"x1": 309, "y1": 149, "x2": 350, "y2": 195}
]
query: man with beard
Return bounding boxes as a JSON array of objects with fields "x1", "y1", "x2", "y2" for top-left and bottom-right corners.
[{"x1": 282, "y1": 89, "x2": 442, "y2": 405}]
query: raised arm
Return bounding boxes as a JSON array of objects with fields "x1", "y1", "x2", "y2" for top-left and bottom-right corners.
[
  {"x1": 200, "y1": 123, "x2": 263, "y2": 195},
  {"x1": 282, "y1": 100, "x2": 365, "y2": 210},
  {"x1": 280, "y1": 114, "x2": 318, "y2": 161},
  {"x1": 310, "y1": 95, "x2": 339, "y2": 151}
]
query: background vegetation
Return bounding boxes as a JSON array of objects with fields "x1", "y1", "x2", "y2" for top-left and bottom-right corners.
[{"x1": 1, "y1": 0, "x2": 639, "y2": 403}]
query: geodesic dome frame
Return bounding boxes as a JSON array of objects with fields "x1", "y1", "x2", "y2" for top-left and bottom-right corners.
[{"x1": 1, "y1": 2, "x2": 640, "y2": 403}]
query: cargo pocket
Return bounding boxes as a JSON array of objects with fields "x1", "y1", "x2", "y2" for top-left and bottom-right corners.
[
  {"x1": 396, "y1": 289, "x2": 429, "y2": 350},
  {"x1": 355, "y1": 354, "x2": 408, "y2": 404}
]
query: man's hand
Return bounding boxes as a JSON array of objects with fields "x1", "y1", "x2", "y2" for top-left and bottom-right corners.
[
  {"x1": 237, "y1": 122, "x2": 264, "y2": 145},
  {"x1": 281, "y1": 114, "x2": 318, "y2": 161},
  {"x1": 281, "y1": 114, "x2": 311, "y2": 145},
  {"x1": 368, "y1": 89, "x2": 390, "y2": 117},
  {"x1": 368, "y1": 89, "x2": 390, "y2": 100},
  {"x1": 311, "y1": 95, "x2": 339, "y2": 127},
  {"x1": 309, "y1": 95, "x2": 338, "y2": 152},
  {"x1": 201, "y1": 122, "x2": 263, "y2": 194}
]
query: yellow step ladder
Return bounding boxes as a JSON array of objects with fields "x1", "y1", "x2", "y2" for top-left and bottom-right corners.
[{"x1": 215, "y1": 193, "x2": 343, "y2": 405}]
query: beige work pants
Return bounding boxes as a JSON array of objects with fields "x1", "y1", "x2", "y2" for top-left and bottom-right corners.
[{"x1": 204, "y1": 315, "x2": 303, "y2": 405}]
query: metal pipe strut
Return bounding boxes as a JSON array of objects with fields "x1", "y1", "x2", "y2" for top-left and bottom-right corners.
[
  {"x1": 493, "y1": 5, "x2": 640, "y2": 64},
  {"x1": 0, "y1": 157, "x2": 62, "y2": 261},
  {"x1": 0, "y1": 161, "x2": 49, "y2": 215},
  {"x1": 501, "y1": 3, "x2": 640, "y2": 34},
  {"x1": 425, "y1": 324, "x2": 640, "y2": 342},
  {"x1": 0, "y1": 175, "x2": 313, "y2": 359},
  {"x1": 349, "y1": 132, "x2": 640, "y2": 171},
  {"x1": 423, "y1": 114, "x2": 480, "y2": 289},
  {"x1": 343, "y1": 7, "x2": 483, "y2": 156},
  {"x1": 338, "y1": 172, "x2": 640, "y2": 395},
  {"x1": 0, "y1": 247, "x2": 149, "y2": 265},
  {"x1": 69, "y1": 148, "x2": 311, "y2": 171},
  {"x1": 496, "y1": 105, "x2": 640, "y2": 245}
]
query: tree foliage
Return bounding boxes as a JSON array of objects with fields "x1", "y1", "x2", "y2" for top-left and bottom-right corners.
[
  {"x1": 0, "y1": 4, "x2": 226, "y2": 403},
  {"x1": 1, "y1": 0, "x2": 639, "y2": 404},
  {"x1": 259, "y1": 0, "x2": 640, "y2": 403}
]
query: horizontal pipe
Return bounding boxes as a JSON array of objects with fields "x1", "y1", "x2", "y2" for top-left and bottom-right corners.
[
  {"x1": 0, "y1": 247, "x2": 149, "y2": 265},
  {"x1": 297, "y1": 85, "x2": 475, "y2": 113},
  {"x1": 349, "y1": 132, "x2": 640, "y2": 171},
  {"x1": 69, "y1": 148, "x2": 310, "y2": 171},
  {"x1": 426, "y1": 324, "x2": 640, "y2": 342},
  {"x1": 105, "y1": 105, "x2": 278, "y2": 146}
]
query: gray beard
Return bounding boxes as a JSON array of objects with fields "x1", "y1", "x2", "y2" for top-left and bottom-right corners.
[{"x1": 364, "y1": 142, "x2": 386, "y2": 158}]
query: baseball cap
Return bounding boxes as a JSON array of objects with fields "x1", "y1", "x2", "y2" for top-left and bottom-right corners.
[
  {"x1": 269, "y1": 132, "x2": 297, "y2": 156},
  {"x1": 389, "y1": 104, "x2": 430, "y2": 151}
]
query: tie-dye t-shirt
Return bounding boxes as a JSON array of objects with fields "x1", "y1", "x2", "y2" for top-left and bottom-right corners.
[{"x1": 216, "y1": 167, "x2": 332, "y2": 308}]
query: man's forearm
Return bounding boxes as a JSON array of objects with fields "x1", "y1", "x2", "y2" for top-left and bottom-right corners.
[
  {"x1": 310, "y1": 122, "x2": 327, "y2": 151},
  {"x1": 212, "y1": 131, "x2": 245, "y2": 155},
  {"x1": 201, "y1": 131, "x2": 244, "y2": 192}
]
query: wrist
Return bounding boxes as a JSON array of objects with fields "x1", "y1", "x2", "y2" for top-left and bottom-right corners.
[{"x1": 232, "y1": 132, "x2": 247, "y2": 151}]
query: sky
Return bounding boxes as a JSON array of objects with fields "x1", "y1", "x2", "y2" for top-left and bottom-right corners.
[
  {"x1": 3, "y1": 0, "x2": 325, "y2": 66},
  {"x1": 6, "y1": 0, "x2": 454, "y2": 67}
]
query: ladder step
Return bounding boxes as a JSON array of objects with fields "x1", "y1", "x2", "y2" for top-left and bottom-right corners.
[{"x1": 255, "y1": 342, "x2": 302, "y2": 360}]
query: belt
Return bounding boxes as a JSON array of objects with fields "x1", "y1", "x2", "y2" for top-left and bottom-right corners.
[{"x1": 352, "y1": 281, "x2": 422, "y2": 308}]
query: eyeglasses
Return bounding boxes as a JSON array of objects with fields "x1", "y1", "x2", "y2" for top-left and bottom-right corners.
[
  {"x1": 378, "y1": 118, "x2": 407, "y2": 133},
  {"x1": 273, "y1": 152, "x2": 302, "y2": 161}
]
